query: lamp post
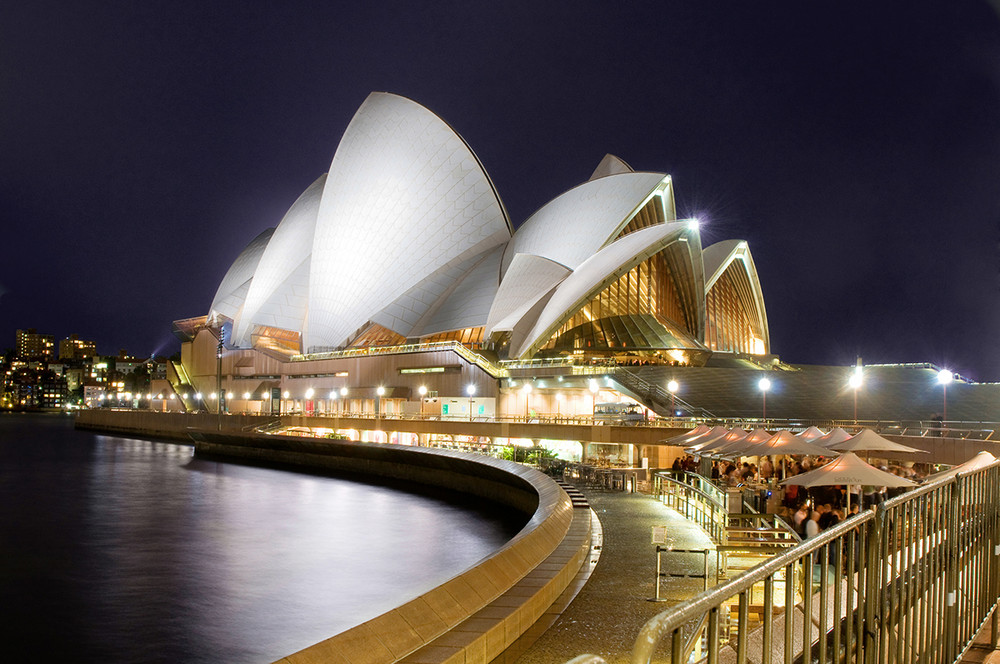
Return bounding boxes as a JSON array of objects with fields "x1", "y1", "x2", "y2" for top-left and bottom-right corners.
[
  {"x1": 556, "y1": 393, "x2": 563, "y2": 419},
  {"x1": 305, "y1": 387, "x2": 315, "y2": 416},
  {"x1": 937, "y1": 369, "x2": 953, "y2": 426},
  {"x1": 418, "y1": 385, "x2": 427, "y2": 418},
  {"x1": 848, "y1": 371, "x2": 862, "y2": 423},
  {"x1": 282, "y1": 390, "x2": 290, "y2": 416},
  {"x1": 667, "y1": 380, "x2": 679, "y2": 424},
  {"x1": 466, "y1": 384, "x2": 476, "y2": 421},
  {"x1": 329, "y1": 390, "x2": 337, "y2": 416},
  {"x1": 589, "y1": 379, "x2": 598, "y2": 421},
  {"x1": 340, "y1": 386, "x2": 348, "y2": 415},
  {"x1": 523, "y1": 383, "x2": 532, "y2": 420},
  {"x1": 758, "y1": 377, "x2": 771, "y2": 422}
]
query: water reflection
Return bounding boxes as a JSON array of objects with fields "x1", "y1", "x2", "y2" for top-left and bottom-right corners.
[{"x1": 0, "y1": 414, "x2": 522, "y2": 663}]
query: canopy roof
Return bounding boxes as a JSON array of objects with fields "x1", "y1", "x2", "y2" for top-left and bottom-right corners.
[
  {"x1": 782, "y1": 452, "x2": 916, "y2": 489},
  {"x1": 795, "y1": 426, "x2": 826, "y2": 443},
  {"x1": 738, "y1": 429, "x2": 832, "y2": 458},
  {"x1": 828, "y1": 428, "x2": 924, "y2": 454}
]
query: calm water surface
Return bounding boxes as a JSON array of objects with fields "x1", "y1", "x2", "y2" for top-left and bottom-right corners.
[{"x1": 0, "y1": 414, "x2": 523, "y2": 663}]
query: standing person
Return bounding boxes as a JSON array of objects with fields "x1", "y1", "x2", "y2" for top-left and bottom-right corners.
[
  {"x1": 760, "y1": 457, "x2": 773, "y2": 481},
  {"x1": 805, "y1": 510, "x2": 822, "y2": 539}
]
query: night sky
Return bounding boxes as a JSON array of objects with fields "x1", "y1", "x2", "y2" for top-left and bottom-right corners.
[{"x1": 2, "y1": 3, "x2": 999, "y2": 379}]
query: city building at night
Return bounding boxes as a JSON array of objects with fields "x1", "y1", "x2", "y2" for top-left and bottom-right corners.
[{"x1": 167, "y1": 92, "x2": 998, "y2": 448}]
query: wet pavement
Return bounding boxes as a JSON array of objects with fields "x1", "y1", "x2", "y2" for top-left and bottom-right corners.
[{"x1": 512, "y1": 483, "x2": 715, "y2": 664}]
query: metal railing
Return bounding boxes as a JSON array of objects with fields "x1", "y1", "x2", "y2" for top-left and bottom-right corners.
[
  {"x1": 653, "y1": 471, "x2": 728, "y2": 543},
  {"x1": 569, "y1": 461, "x2": 1000, "y2": 664},
  {"x1": 291, "y1": 341, "x2": 509, "y2": 378}
]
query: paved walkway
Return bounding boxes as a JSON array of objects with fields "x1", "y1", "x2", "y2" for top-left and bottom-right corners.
[
  {"x1": 511, "y1": 482, "x2": 714, "y2": 664},
  {"x1": 507, "y1": 481, "x2": 1000, "y2": 664}
]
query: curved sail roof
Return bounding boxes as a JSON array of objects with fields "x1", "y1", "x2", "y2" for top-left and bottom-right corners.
[
  {"x1": 208, "y1": 227, "x2": 274, "y2": 323},
  {"x1": 306, "y1": 92, "x2": 511, "y2": 350},
  {"x1": 500, "y1": 172, "x2": 668, "y2": 277},
  {"x1": 485, "y1": 253, "x2": 571, "y2": 336},
  {"x1": 512, "y1": 221, "x2": 702, "y2": 358},
  {"x1": 703, "y1": 239, "x2": 769, "y2": 350},
  {"x1": 232, "y1": 174, "x2": 326, "y2": 346}
]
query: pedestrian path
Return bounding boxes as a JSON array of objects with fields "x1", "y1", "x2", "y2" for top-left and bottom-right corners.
[{"x1": 510, "y1": 483, "x2": 715, "y2": 664}]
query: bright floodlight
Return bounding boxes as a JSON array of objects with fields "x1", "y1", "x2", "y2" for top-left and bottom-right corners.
[
  {"x1": 466, "y1": 384, "x2": 476, "y2": 397},
  {"x1": 556, "y1": 393, "x2": 564, "y2": 401},
  {"x1": 758, "y1": 377, "x2": 771, "y2": 392},
  {"x1": 667, "y1": 380, "x2": 679, "y2": 394},
  {"x1": 340, "y1": 387, "x2": 348, "y2": 397},
  {"x1": 329, "y1": 390, "x2": 337, "y2": 399},
  {"x1": 194, "y1": 392, "x2": 202, "y2": 400},
  {"x1": 588, "y1": 379, "x2": 598, "y2": 394},
  {"x1": 689, "y1": 217, "x2": 700, "y2": 231},
  {"x1": 523, "y1": 383, "x2": 532, "y2": 394},
  {"x1": 848, "y1": 373, "x2": 862, "y2": 390},
  {"x1": 283, "y1": 391, "x2": 290, "y2": 399},
  {"x1": 418, "y1": 385, "x2": 427, "y2": 396},
  {"x1": 243, "y1": 392, "x2": 251, "y2": 400},
  {"x1": 305, "y1": 387, "x2": 315, "y2": 399},
  {"x1": 937, "y1": 369, "x2": 953, "y2": 385},
  {"x1": 226, "y1": 392, "x2": 234, "y2": 400},
  {"x1": 376, "y1": 386, "x2": 385, "y2": 396}
]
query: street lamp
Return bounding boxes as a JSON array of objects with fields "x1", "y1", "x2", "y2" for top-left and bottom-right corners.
[
  {"x1": 589, "y1": 379, "x2": 599, "y2": 420},
  {"x1": 555, "y1": 393, "x2": 563, "y2": 418},
  {"x1": 758, "y1": 377, "x2": 771, "y2": 421},
  {"x1": 523, "y1": 382, "x2": 532, "y2": 419},
  {"x1": 466, "y1": 384, "x2": 476, "y2": 421},
  {"x1": 340, "y1": 386, "x2": 348, "y2": 415},
  {"x1": 667, "y1": 380, "x2": 679, "y2": 423},
  {"x1": 305, "y1": 387, "x2": 315, "y2": 416},
  {"x1": 418, "y1": 385, "x2": 427, "y2": 418},
  {"x1": 376, "y1": 386, "x2": 386, "y2": 440},
  {"x1": 848, "y1": 371, "x2": 862, "y2": 423},
  {"x1": 937, "y1": 369, "x2": 953, "y2": 426}
]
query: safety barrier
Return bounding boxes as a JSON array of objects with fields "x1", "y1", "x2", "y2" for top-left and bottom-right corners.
[{"x1": 567, "y1": 460, "x2": 1000, "y2": 664}]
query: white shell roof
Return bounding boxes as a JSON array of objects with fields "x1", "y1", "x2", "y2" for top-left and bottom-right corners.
[
  {"x1": 306, "y1": 92, "x2": 511, "y2": 349},
  {"x1": 702, "y1": 239, "x2": 769, "y2": 347},
  {"x1": 243, "y1": 259, "x2": 311, "y2": 340},
  {"x1": 208, "y1": 227, "x2": 274, "y2": 322},
  {"x1": 512, "y1": 222, "x2": 700, "y2": 358},
  {"x1": 415, "y1": 245, "x2": 504, "y2": 336},
  {"x1": 588, "y1": 153, "x2": 634, "y2": 181},
  {"x1": 485, "y1": 253, "x2": 571, "y2": 336},
  {"x1": 232, "y1": 174, "x2": 326, "y2": 346},
  {"x1": 500, "y1": 172, "x2": 667, "y2": 277}
]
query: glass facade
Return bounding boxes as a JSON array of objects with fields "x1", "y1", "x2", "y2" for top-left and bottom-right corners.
[{"x1": 705, "y1": 259, "x2": 767, "y2": 355}]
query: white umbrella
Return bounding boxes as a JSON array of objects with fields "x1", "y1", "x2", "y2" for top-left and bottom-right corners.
[
  {"x1": 684, "y1": 426, "x2": 732, "y2": 453},
  {"x1": 828, "y1": 428, "x2": 925, "y2": 455},
  {"x1": 705, "y1": 427, "x2": 771, "y2": 456},
  {"x1": 782, "y1": 452, "x2": 915, "y2": 513},
  {"x1": 795, "y1": 426, "x2": 826, "y2": 443},
  {"x1": 739, "y1": 430, "x2": 833, "y2": 458},
  {"x1": 662, "y1": 423, "x2": 711, "y2": 446},
  {"x1": 925, "y1": 451, "x2": 998, "y2": 482},
  {"x1": 811, "y1": 427, "x2": 853, "y2": 448},
  {"x1": 695, "y1": 427, "x2": 749, "y2": 455}
]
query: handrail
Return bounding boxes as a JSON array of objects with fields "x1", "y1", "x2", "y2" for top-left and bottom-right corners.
[
  {"x1": 610, "y1": 461, "x2": 1000, "y2": 664},
  {"x1": 290, "y1": 341, "x2": 508, "y2": 378}
]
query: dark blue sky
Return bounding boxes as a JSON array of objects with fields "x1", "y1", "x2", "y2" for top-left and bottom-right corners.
[{"x1": 2, "y1": 2, "x2": 999, "y2": 379}]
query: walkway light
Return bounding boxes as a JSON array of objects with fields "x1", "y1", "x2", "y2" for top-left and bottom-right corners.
[
  {"x1": 243, "y1": 392, "x2": 251, "y2": 400},
  {"x1": 194, "y1": 392, "x2": 202, "y2": 400},
  {"x1": 305, "y1": 387, "x2": 315, "y2": 399},
  {"x1": 848, "y1": 371, "x2": 862, "y2": 422},
  {"x1": 418, "y1": 385, "x2": 427, "y2": 397},
  {"x1": 329, "y1": 390, "x2": 337, "y2": 400},
  {"x1": 938, "y1": 369, "x2": 953, "y2": 424},
  {"x1": 758, "y1": 377, "x2": 771, "y2": 420},
  {"x1": 523, "y1": 382, "x2": 532, "y2": 418},
  {"x1": 667, "y1": 380, "x2": 679, "y2": 421},
  {"x1": 466, "y1": 384, "x2": 476, "y2": 421},
  {"x1": 282, "y1": 391, "x2": 290, "y2": 399},
  {"x1": 556, "y1": 392, "x2": 563, "y2": 417},
  {"x1": 226, "y1": 392, "x2": 233, "y2": 400}
]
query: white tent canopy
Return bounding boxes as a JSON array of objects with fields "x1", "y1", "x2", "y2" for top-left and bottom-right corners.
[{"x1": 828, "y1": 428, "x2": 925, "y2": 455}]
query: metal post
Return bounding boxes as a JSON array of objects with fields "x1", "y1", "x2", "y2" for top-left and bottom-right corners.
[{"x1": 944, "y1": 479, "x2": 962, "y2": 660}]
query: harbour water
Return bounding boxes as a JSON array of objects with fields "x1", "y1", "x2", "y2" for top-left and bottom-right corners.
[{"x1": 0, "y1": 413, "x2": 524, "y2": 663}]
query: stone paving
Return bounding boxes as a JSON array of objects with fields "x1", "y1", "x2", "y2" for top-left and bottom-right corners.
[{"x1": 511, "y1": 483, "x2": 715, "y2": 664}]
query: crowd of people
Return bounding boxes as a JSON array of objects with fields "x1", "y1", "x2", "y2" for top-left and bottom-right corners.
[{"x1": 670, "y1": 452, "x2": 931, "y2": 539}]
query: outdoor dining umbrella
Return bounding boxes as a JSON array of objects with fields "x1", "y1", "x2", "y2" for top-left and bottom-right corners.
[
  {"x1": 694, "y1": 427, "x2": 749, "y2": 455},
  {"x1": 795, "y1": 426, "x2": 826, "y2": 443},
  {"x1": 810, "y1": 427, "x2": 853, "y2": 448},
  {"x1": 730, "y1": 429, "x2": 832, "y2": 478},
  {"x1": 662, "y1": 423, "x2": 711, "y2": 446},
  {"x1": 782, "y1": 451, "x2": 916, "y2": 513},
  {"x1": 924, "y1": 450, "x2": 998, "y2": 482},
  {"x1": 683, "y1": 426, "x2": 732, "y2": 453},
  {"x1": 827, "y1": 428, "x2": 925, "y2": 456}
]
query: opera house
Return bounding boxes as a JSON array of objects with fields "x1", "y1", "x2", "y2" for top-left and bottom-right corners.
[{"x1": 170, "y1": 92, "x2": 995, "y2": 439}]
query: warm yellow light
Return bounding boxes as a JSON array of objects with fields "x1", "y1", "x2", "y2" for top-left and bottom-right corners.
[{"x1": 667, "y1": 380, "x2": 678, "y2": 394}]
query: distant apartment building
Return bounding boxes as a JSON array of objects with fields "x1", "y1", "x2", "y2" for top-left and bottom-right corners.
[
  {"x1": 59, "y1": 334, "x2": 97, "y2": 360},
  {"x1": 16, "y1": 329, "x2": 55, "y2": 362}
]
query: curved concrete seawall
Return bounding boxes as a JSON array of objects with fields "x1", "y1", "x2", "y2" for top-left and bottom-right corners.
[{"x1": 75, "y1": 410, "x2": 593, "y2": 664}]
